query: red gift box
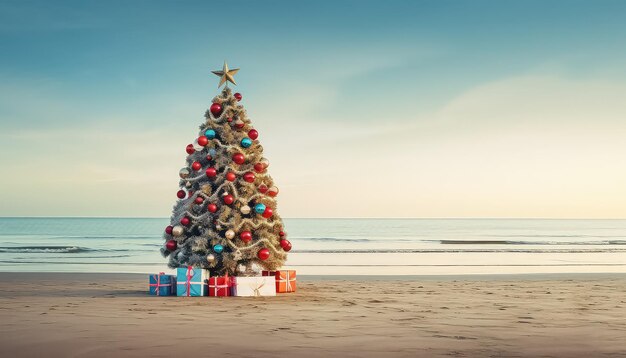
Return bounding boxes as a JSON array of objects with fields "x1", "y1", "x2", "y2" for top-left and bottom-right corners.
[
  {"x1": 208, "y1": 276, "x2": 232, "y2": 297},
  {"x1": 261, "y1": 270, "x2": 276, "y2": 277}
]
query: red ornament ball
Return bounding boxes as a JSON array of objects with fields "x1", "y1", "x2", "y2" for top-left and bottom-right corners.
[
  {"x1": 197, "y1": 135, "x2": 209, "y2": 147},
  {"x1": 243, "y1": 172, "x2": 255, "y2": 183},
  {"x1": 205, "y1": 167, "x2": 217, "y2": 178},
  {"x1": 267, "y1": 186, "x2": 279, "y2": 197},
  {"x1": 186, "y1": 144, "x2": 195, "y2": 154},
  {"x1": 240, "y1": 231, "x2": 252, "y2": 243},
  {"x1": 232, "y1": 153, "x2": 245, "y2": 165},
  {"x1": 227, "y1": 117, "x2": 233, "y2": 123},
  {"x1": 258, "y1": 184, "x2": 268, "y2": 194},
  {"x1": 234, "y1": 119, "x2": 245, "y2": 129},
  {"x1": 191, "y1": 161, "x2": 202, "y2": 171},
  {"x1": 180, "y1": 217, "x2": 190, "y2": 226},
  {"x1": 194, "y1": 197, "x2": 204, "y2": 205},
  {"x1": 234, "y1": 93, "x2": 242, "y2": 101},
  {"x1": 280, "y1": 239, "x2": 292, "y2": 252},
  {"x1": 223, "y1": 194, "x2": 234, "y2": 205},
  {"x1": 254, "y1": 163, "x2": 265, "y2": 173},
  {"x1": 165, "y1": 225, "x2": 173, "y2": 235},
  {"x1": 206, "y1": 154, "x2": 212, "y2": 161},
  {"x1": 262, "y1": 207, "x2": 273, "y2": 219},
  {"x1": 207, "y1": 203, "x2": 218, "y2": 213},
  {"x1": 210, "y1": 103, "x2": 222, "y2": 116},
  {"x1": 279, "y1": 231, "x2": 285, "y2": 237},
  {"x1": 248, "y1": 129, "x2": 258, "y2": 140},
  {"x1": 166, "y1": 239, "x2": 177, "y2": 251},
  {"x1": 226, "y1": 172, "x2": 236, "y2": 182},
  {"x1": 177, "y1": 190, "x2": 186, "y2": 199},
  {"x1": 257, "y1": 248, "x2": 270, "y2": 260}
]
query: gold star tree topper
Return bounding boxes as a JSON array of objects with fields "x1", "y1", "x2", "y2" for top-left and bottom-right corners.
[{"x1": 212, "y1": 61, "x2": 239, "y2": 88}]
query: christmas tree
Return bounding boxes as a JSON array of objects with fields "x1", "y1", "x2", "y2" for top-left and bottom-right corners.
[{"x1": 162, "y1": 62, "x2": 291, "y2": 276}]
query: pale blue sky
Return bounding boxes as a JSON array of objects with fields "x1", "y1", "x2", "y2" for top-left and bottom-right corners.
[{"x1": 1, "y1": 0, "x2": 626, "y2": 218}]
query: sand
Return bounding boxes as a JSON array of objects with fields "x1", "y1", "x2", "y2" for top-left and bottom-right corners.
[{"x1": 1, "y1": 273, "x2": 625, "y2": 358}]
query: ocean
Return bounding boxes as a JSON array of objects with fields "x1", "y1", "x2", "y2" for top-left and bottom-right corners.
[{"x1": 0, "y1": 217, "x2": 625, "y2": 275}]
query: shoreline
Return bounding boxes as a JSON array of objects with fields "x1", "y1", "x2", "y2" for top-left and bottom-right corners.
[{"x1": 1, "y1": 271, "x2": 625, "y2": 281}]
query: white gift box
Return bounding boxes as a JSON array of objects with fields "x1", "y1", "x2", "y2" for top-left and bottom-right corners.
[{"x1": 231, "y1": 276, "x2": 276, "y2": 297}]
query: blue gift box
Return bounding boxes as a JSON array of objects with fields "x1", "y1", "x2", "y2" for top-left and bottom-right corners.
[
  {"x1": 176, "y1": 266, "x2": 210, "y2": 296},
  {"x1": 149, "y1": 272, "x2": 176, "y2": 296}
]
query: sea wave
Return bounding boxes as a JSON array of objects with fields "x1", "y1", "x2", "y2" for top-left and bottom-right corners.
[
  {"x1": 298, "y1": 237, "x2": 372, "y2": 242},
  {"x1": 0, "y1": 260, "x2": 624, "y2": 267},
  {"x1": 9, "y1": 255, "x2": 134, "y2": 259},
  {"x1": 0, "y1": 246, "x2": 92, "y2": 253},
  {"x1": 485, "y1": 234, "x2": 626, "y2": 238},
  {"x1": 0, "y1": 260, "x2": 160, "y2": 265},
  {"x1": 295, "y1": 238, "x2": 626, "y2": 245},
  {"x1": 0, "y1": 235, "x2": 158, "y2": 240},
  {"x1": 293, "y1": 248, "x2": 626, "y2": 253},
  {"x1": 0, "y1": 246, "x2": 136, "y2": 254},
  {"x1": 436, "y1": 240, "x2": 626, "y2": 245},
  {"x1": 45, "y1": 235, "x2": 157, "y2": 240}
]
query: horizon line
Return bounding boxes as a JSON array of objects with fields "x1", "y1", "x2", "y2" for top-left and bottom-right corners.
[{"x1": 1, "y1": 216, "x2": 625, "y2": 220}]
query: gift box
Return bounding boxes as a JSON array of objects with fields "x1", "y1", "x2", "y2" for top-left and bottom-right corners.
[
  {"x1": 149, "y1": 272, "x2": 176, "y2": 296},
  {"x1": 261, "y1": 270, "x2": 276, "y2": 277},
  {"x1": 231, "y1": 276, "x2": 276, "y2": 297},
  {"x1": 208, "y1": 276, "x2": 233, "y2": 297},
  {"x1": 176, "y1": 266, "x2": 209, "y2": 296},
  {"x1": 276, "y1": 270, "x2": 296, "y2": 293}
]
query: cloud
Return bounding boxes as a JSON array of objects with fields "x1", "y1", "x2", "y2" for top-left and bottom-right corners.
[
  {"x1": 434, "y1": 75, "x2": 626, "y2": 130},
  {"x1": 267, "y1": 75, "x2": 626, "y2": 218}
]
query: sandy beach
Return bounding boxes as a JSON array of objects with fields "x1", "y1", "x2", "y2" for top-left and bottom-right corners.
[{"x1": 0, "y1": 273, "x2": 625, "y2": 357}]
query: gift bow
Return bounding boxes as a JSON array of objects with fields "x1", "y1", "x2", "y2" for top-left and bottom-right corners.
[
  {"x1": 250, "y1": 278, "x2": 266, "y2": 297},
  {"x1": 149, "y1": 272, "x2": 171, "y2": 296},
  {"x1": 235, "y1": 277, "x2": 266, "y2": 297}
]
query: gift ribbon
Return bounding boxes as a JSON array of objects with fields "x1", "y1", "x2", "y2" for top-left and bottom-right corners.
[
  {"x1": 209, "y1": 277, "x2": 231, "y2": 296},
  {"x1": 277, "y1": 271, "x2": 296, "y2": 292},
  {"x1": 231, "y1": 277, "x2": 270, "y2": 296},
  {"x1": 176, "y1": 267, "x2": 208, "y2": 296},
  {"x1": 185, "y1": 266, "x2": 194, "y2": 297},
  {"x1": 149, "y1": 272, "x2": 172, "y2": 296},
  {"x1": 250, "y1": 278, "x2": 265, "y2": 297}
]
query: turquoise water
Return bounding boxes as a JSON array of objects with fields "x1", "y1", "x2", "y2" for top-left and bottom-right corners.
[{"x1": 1, "y1": 218, "x2": 625, "y2": 275}]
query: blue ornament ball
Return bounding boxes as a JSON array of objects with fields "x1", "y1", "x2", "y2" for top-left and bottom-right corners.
[
  {"x1": 208, "y1": 148, "x2": 217, "y2": 156},
  {"x1": 205, "y1": 129, "x2": 216, "y2": 139},
  {"x1": 213, "y1": 244, "x2": 224, "y2": 254},
  {"x1": 241, "y1": 137, "x2": 252, "y2": 148},
  {"x1": 254, "y1": 203, "x2": 266, "y2": 214}
]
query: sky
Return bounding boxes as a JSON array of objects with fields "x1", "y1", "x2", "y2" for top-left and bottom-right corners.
[{"x1": 1, "y1": 0, "x2": 626, "y2": 218}]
